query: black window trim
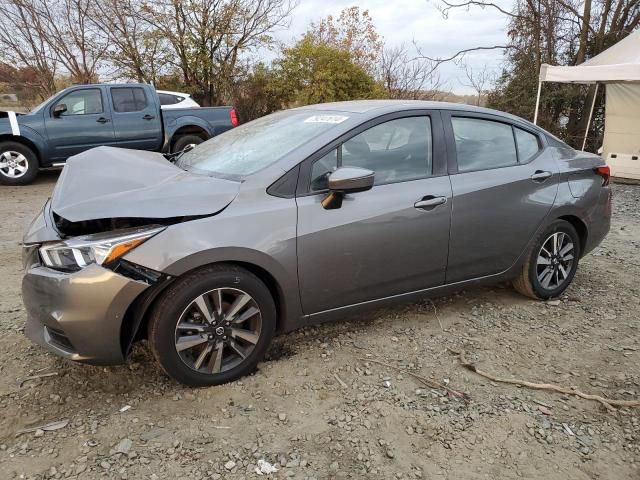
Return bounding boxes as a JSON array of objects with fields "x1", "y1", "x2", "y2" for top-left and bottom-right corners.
[
  {"x1": 295, "y1": 110, "x2": 447, "y2": 197},
  {"x1": 49, "y1": 87, "x2": 105, "y2": 118},
  {"x1": 110, "y1": 86, "x2": 149, "y2": 113},
  {"x1": 443, "y1": 110, "x2": 546, "y2": 175}
]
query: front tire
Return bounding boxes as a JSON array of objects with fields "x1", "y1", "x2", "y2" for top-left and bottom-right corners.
[
  {"x1": 513, "y1": 220, "x2": 581, "y2": 299},
  {"x1": 148, "y1": 264, "x2": 276, "y2": 386},
  {"x1": 0, "y1": 141, "x2": 39, "y2": 185}
]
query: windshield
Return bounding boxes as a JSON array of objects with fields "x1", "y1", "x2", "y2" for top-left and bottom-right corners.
[
  {"x1": 177, "y1": 110, "x2": 350, "y2": 177},
  {"x1": 30, "y1": 88, "x2": 70, "y2": 114}
]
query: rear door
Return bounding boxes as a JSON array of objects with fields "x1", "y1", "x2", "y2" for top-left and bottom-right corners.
[
  {"x1": 44, "y1": 87, "x2": 115, "y2": 161},
  {"x1": 109, "y1": 86, "x2": 163, "y2": 151},
  {"x1": 444, "y1": 111, "x2": 559, "y2": 283},
  {"x1": 296, "y1": 111, "x2": 452, "y2": 314}
]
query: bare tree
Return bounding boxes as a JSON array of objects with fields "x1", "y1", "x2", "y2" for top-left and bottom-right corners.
[
  {"x1": 430, "y1": 0, "x2": 640, "y2": 148},
  {"x1": 460, "y1": 63, "x2": 493, "y2": 106},
  {"x1": 378, "y1": 44, "x2": 444, "y2": 99},
  {"x1": 89, "y1": 0, "x2": 168, "y2": 82},
  {"x1": 139, "y1": 0, "x2": 296, "y2": 105},
  {"x1": 0, "y1": 0, "x2": 57, "y2": 97},
  {"x1": 32, "y1": 0, "x2": 108, "y2": 83},
  {"x1": 308, "y1": 7, "x2": 383, "y2": 74}
]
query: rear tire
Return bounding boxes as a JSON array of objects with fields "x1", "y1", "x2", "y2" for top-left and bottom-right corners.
[
  {"x1": 148, "y1": 264, "x2": 276, "y2": 387},
  {"x1": 0, "y1": 141, "x2": 39, "y2": 185},
  {"x1": 172, "y1": 135, "x2": 205, "y2": 153},
  {"x1": 513, "y1": 220, "x2": 581, "y2": 299}
]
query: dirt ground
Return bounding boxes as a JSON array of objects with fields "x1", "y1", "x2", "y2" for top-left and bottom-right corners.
[{"x1": 0, "y1": 172, "x2": 638, "y2": 480}]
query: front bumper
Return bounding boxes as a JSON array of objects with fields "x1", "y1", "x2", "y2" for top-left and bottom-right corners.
[{"x1": 22, "y1": 261, "x2": 149, "y2": 365}]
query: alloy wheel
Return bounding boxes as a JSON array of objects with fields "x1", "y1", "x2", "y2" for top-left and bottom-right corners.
[
  {"x1": 536, "y1": 232, "x2": 575, "y2": 290},
  {"x1": 174, "y1": 288, "x2": 262, "y2": 374},
  {"x1": 0, "y1": 151, "x2": 29, "y2": 178}
]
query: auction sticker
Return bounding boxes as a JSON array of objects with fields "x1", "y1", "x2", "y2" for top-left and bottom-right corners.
[{"x1": 303, "y1": 115, "x2": 349, "y2": 124}]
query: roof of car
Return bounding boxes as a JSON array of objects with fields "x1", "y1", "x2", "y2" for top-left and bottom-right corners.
[{"x1": 294, "y1": 100, "x2": 537, "y2": 129}]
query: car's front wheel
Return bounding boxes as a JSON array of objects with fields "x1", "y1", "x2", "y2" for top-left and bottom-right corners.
[
  {"x1": 513, "y1": 219, "x2": 581, "y2": 299},
  {"x1": 148, "y1": 265, "x2": 276, "y2": 386}
]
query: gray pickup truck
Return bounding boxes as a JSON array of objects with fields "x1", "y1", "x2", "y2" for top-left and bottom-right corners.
[{"x1": 0, "y1": 84, "x2": 237, "y2": 185}]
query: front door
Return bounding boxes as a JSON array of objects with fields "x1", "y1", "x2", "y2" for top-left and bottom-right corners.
[
  {"x1": 109, "y1": 86, "x2": 163, "y2": 151},
  {"x1": 44, "y1": 87, "x2": 115, "y2": 161},
  {"x1": 296, "y1": 113, "x2": 452, "y2": 314},
  {"x1": 444, "y1": 112, "x2": 559, "y2": 283}
]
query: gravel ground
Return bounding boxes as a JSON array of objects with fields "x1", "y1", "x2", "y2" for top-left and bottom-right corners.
[{"x1": 0, "y1": 173, "x2": 638, "y2": 480}]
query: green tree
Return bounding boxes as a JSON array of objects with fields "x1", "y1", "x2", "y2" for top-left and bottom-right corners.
[
  {"x1": 275, "y1": 36, "x2": 382, "y2": 105},
  {"x1": 231, "y1": 63, "x2": 287, "y2": 122}
]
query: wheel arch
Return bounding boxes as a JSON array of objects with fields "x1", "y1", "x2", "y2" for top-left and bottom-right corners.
[
  {"x1": 167, "y1": 116, "x2": 214, "y2": 149},
  {"x1": 557, "y1": 214, "x2": 588, "y2": 257},
  {"x1": 0, "y1": 133, "x2": 42, "y2": 163},
  {"x1": 120, "y1": 258, "x2": 295, "y2": 358}
]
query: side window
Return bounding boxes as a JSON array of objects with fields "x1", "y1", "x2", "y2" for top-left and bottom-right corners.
[
  {"x1": 342, "y1": 117, "x2": 432, "y2": 185},
  {"x1": 515, "y1": 128, "x2": 541, "y2": 162},
  {"x1": 112, "y1": 87, "x2": 148, "y2": 113},
  {"x1": 158, "y1": 93, "x2": 178, "y2": 106},
  {"x1": 452, "y1": 117, "x2": 517, "y2": 172},
  {"x1": 54, "y1": 89, "x2": 103, "y2": 116},
  {"x1": 310, "y1": 149, "x2": 338, "y2": 191}
]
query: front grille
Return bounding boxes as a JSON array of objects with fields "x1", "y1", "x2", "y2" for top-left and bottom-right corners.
[{"x1": 45, "y1": 327, "x2": 75, "y2": 351}]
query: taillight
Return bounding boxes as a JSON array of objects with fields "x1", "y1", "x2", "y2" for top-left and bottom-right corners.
[
  {"x1": 595, "y1": 165, "x2": 610, "y2": 186},
  {"x1": 229, "y1": 108, "x2": 239, "y2": 127}
]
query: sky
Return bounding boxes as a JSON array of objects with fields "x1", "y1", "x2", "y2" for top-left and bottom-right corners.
[{"x1": 269, "y1": 0, "x2": 513, "y2": 94}]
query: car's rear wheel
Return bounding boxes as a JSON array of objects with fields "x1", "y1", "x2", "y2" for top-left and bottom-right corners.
[
  {"x1": 172, "y1": 135, "x2": 205, "y2": 153},
  {"x1": 0, "y1": 141, "x2": 39, "y2": 185},
  {"x1": 148, "y1": 265, "x2": 276, "y2": 386},
  {"x1": 513, "y1": 219, "x2": 581, "y2": 299}
]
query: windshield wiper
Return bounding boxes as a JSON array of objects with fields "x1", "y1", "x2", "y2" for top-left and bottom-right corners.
[{"x1": 164, "y1": 143, "x2": 195, "y2": 165}]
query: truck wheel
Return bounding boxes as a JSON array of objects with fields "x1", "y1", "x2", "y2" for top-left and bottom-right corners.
[
  {"x1": 0, "y1": 141, "x2": 39, "y2": 186},
  {"x1": 172, "y1": 135, "x2": 205, "y2": 153}
]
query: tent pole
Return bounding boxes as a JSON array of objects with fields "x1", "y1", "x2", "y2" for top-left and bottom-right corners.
[
  {"x1": 533, "y1": 81, "x2": 542, "y2": 125},
  {"x1": 581, "y1": 83, "x2": 599, "y2": 151}
]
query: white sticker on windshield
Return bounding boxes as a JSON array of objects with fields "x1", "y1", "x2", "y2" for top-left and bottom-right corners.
[{"x1": 303, "y1": 115, "x2": 349, "y2": 124}]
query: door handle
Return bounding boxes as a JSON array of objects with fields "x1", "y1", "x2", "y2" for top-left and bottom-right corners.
[
  {"x1": 96, "y1": 117, "x2": 110, "y2": 124},
  {"x1": 531, "y1": 170, "x2": 552, "y2": 182},
  {"x1": 142, "y1": 114, "x2": 155, "y2": 120},
  {"x1": 414, "y1": 196, "x2": 447, "y2": 210}
]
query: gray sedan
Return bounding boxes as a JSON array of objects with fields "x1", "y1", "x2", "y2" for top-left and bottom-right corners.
[{"x1": 21, "y1": 101, "x2": 612, "y2": 386}]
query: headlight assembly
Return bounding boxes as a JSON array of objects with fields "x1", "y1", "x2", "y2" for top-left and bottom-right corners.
[{"x1": 39, "y1": 226, "x2": 165, "y2": 272}]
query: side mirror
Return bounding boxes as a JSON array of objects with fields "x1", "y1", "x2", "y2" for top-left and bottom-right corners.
[
  {"x1": 53, "y1": 103, "x2": 67, "y2": 117},
  {"x1": 322, "y1": 166, "x2": 375, "y2": 210}
]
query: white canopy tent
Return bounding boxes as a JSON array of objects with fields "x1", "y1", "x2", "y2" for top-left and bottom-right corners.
[{"x1": 534, "y1": 30, "x2": 640, "y2": 179}]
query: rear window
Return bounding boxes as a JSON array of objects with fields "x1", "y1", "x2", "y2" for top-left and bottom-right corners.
[
  {"x1": 112, "y1": 87, "x2": 148, "y2": 112},
  {"x1": 546, "y1": 133, "x2": 573, "y2": 151},
  {"x1": 159, "y1": 93, "x2": 183, "y2": 105},
  {"x1": 177, "y1": 110, "x2": 350, "y2": 177}
]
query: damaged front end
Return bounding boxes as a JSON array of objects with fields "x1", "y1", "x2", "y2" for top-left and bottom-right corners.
[
  {"x1": 21, "y1": 202, "x2": 172, "y2": 364},
  {"x1": 21, "y1": 146, "x2": 242, "y2": 365}
]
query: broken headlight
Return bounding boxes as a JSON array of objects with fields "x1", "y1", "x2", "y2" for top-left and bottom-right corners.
[{"x1": 39, "y1": 226, "x2": 165, "y2": 272}]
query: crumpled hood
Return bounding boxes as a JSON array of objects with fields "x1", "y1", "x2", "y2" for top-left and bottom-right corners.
[{"x1": 51, "y1": 146, "x2": 240, "y2": 222}]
